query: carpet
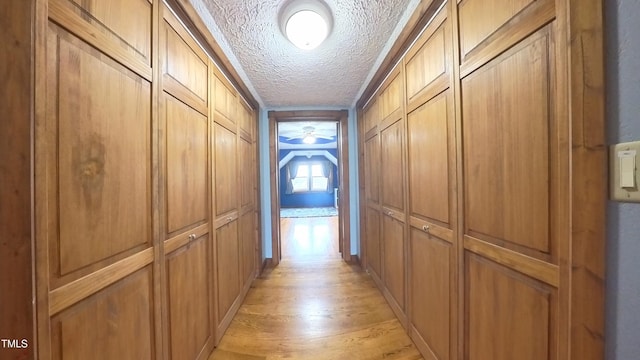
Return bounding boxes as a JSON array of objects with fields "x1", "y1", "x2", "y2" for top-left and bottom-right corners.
[{"x1": 280, "y1": 207, "x2": 338, "y2": 218}]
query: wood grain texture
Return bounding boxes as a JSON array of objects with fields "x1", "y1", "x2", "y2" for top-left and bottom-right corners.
[
  {"x1": 364, "y1": 134, "x2": 380, "y2": 204},
  {"x1": 410, "y1": 228, "x2": 452, "y2": 360},
  {"x1": 357, "y1": 0, "x2": 444, "y2": 109},
  {"x1": 380, "y1": 120, "x2": 405, "y2": 212},
  {"x1": 49, "y1": 248, "x2": 154, "y2": 316},
  {"x1": 213, "y1": 122, "x2": 238, "y2": 217},
  {"x1": 462, "y1": 28, "x2": 551, "y2": 255},
  {"x1": 163, "y1": 4, "x2": 208, "y2": 105},
  {"x1": 407, "y1": 91, "x2": 451, "y2": 225},
  {"x1": 49, "y1": 0, "x2": 152, "y2": 80},
  {"x1": 165, "y1": 94, "x2": 208, "y2": 234},
  {"x1": 366, "y1": 207, "x2": 383, "y2": 279},
  {"x1": 458, "y1": 0, "x2": 535, "y2": 56},
  {"x1": 566, "y1": 0, "x2": 606, "y2": 358},
  {"x1": 383, "y1": 215, "x2": 406, "y2": 312},
  {"x1": 51, "y1": 266, "x2": 155, "y2": 359},
  {"x1": 465, "y1": 253, "x2": 554, "y2": 360},
  {"x1": 166, "y1": 234, "x2": 214, "y2": 360},
  {"x1": 165, "y1": 0, "x2": 259, "y2": 109},
  {"x1": 216, "y1": 220, "x2": 241, "y2": 328},
  {"x1": 47, "y1": 23, "x2": 152, "y2": 281},
  {"x1": 0, "y1": 2, "x2": 35, "y2": 358},
  {"x1": 280, "y1": 217, "x2": 339, "y2": 259},
  {"x1": 404, "y1": 8, "x2": 449, "y2": 109},
  {"x1": 209, "y1": 217, "x2": 422, "y2": 359}
]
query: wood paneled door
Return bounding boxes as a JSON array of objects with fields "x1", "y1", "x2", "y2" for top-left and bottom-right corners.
[
  {"x1": 357, "y1": 0, "x2": 605, "y2": 359},
  {"x1": 32, "y1": 0, "x2": 260, "y2": 358}
]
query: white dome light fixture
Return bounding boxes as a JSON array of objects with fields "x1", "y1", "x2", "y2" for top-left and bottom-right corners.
[{"x1": 279, "y1": 0, "x2": 333, "y2": 50}]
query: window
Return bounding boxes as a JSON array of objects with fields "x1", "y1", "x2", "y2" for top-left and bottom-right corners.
[{"x1": 287, "y1": 161, "x2": 332, "y2": 193}]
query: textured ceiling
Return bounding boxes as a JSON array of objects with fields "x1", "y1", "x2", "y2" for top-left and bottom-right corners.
[{"x1": 190, "y1": 0, "x2": 419, "y2": 108}]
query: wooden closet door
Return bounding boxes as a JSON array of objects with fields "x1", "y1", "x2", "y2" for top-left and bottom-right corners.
[
  {"x1": 457, "y1": 0, "x2": 567, "y2": 358},
  {"x1": 363, "y1": 102, "x2": 382, "y2": 281},
  {"x1": 380, "y1": 117, "x2": 406, "y2": 317},
  {"x1": 161, "y1": 5, "x2": 213, "y2": 359},
  {"x1": 40, "y1": 0, "x2": 156, "y2": 357},
  {"x1": 211, "y1": 67, "x2": 242, "y2": 342},
  {"x1": 404, "y1": 7, "x2": 457, "y2": 359}
]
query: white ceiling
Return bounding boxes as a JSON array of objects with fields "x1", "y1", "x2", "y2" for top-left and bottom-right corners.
[{"x1": 190, "y1": 0, "x2": 421, "y2": 108}]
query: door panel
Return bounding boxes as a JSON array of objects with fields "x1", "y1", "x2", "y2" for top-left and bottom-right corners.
[
  {"x1": 51, "y1": 267, "x2": 155, "y2": 359},
  {"x1": 463, "y1": 29, "x2": 551, "y2": 255},
  {"x1": 216, "y1": 220, "x2": 240, "y2": 323},
  {"x1": 166, "y1": 234, "x2": 213, "y2": 360},
  {"x1": 165, "y1": 94, "x2": 208, "y2": 234},
  {"x1": 240, "y1": 211, "x2": 255, "y2": 285},
  {"x1": 380, "y1": 120, "x2": 405, "y2": 212},
  {"x1": 366, "y1": 207, "x2": 382, "y2": 279},
  {"x1": 213, "y1": 123, "x2": 238, "y2": 217},
  {"x1": 408, "y1": 92, "x2": 451, "y2": 225},
  {"x1": 364, "y1": 134, "x2": 380, "y2": 204},
  {"x1": 410, "y1": 228, "x2": 451, "y2": 360},
  {"x1": 465, "y1": 253, "x2": 553, "y2": 360},
  {"x1": 383, "y1": 215, "x2": 405, "y2": 310},
  {"x1": 47, "y1": 24, "x2": 151, "y2": 282}
]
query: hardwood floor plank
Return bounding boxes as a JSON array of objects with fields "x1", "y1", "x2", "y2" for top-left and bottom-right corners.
[{"x1": 209, "y1": 217, "x2": 422, "y2": 359}]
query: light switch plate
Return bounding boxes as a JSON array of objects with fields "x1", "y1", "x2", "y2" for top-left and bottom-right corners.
[{"x1": 610, "y1": 141, "x2": 640, "y2": 202}]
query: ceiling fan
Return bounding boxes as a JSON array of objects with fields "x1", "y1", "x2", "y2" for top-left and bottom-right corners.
[{"x1": 280, "y1": 125, "x2": 336, "y2": 143}]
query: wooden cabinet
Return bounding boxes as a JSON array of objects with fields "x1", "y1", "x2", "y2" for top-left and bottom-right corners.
[
  {"x1": 361, "y1": 68, "x2": 408, "y2": 325},
  {"x1": 34, "y1": 1, "x2": 259, "y2": 359},
  {"x1": 211, "y1": 66, "x2": 257, "y2": 343},
  {"x1": 165, "y1": 233, "x2": 214, "y2": 360},
  {"x1": 358, "y1": 1, "x2": 605, "y2": 359}
]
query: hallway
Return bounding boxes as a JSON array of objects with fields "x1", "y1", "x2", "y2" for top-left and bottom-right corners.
[{"x1": 209, "y1": 216, "x2": 422, "y2": 359}]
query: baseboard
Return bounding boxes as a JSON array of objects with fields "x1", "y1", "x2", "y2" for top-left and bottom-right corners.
[
  {"x1": 347, "y1": 254, "x2": 360, "y2": 266},
  {"x1": 260, "y1": 257, "x2": 273, "y2": 275}
]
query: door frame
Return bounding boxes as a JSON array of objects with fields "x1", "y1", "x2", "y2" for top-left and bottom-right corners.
[{"x1": 268, "y1": 110, "x2": 351, "y2": 265}]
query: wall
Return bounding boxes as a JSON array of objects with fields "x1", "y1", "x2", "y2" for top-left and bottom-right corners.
[
  {"x1": 279, "y1": 151, "x2": 338, "y2": 208},
  {"x1": 605, "y1": 1, "x2": 640, "y2": 359}
]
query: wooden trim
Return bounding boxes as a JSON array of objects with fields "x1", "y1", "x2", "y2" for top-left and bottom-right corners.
[
  {"x1": 268, "y1": 110, "x2": 351, "y2": 264},
  {"x1": 48, "y1": 0, "x2": 153, "y2": 81},
  {"x1": 357, "y1": 0, "x2": 445, "y2": 109},
  {"x1": 164, "y1": 0, "x2": 259, "y2": 109},
  {"x1": 163, "y1": 223, "x2": 210, "y2": 254},
  {"x1": 409, "y1": 217, "x2": 454, "y2": 244},
  {"x1": 48, "y1": 248, "x2": 154, "y2": 315},
  {"x1": 34, "y1": 0, "x2": 51, "y2": 356},
  {"x1": 459, "y1": 0, "x2": 555, "y2": 79},
  {"x1": 567, "y1": 0, "x2": 606, "y2": 358},
  {"x1": 268, "y1": 114, "x2": 280, "y2": 266},
  {"x1": 0, "y1": 1, "x2": 36, "y2": 358},
  {"x1": 150, "y1": 1, "x2": 164, "y2": 358},
  {"x1": 464, "y1": 236, "x2": 560, "y2": 287}
]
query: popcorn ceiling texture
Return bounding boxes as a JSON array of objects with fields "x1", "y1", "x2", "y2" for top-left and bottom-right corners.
[{"x1": 193, "y1": 0, "x2": 416, "y2": 107}]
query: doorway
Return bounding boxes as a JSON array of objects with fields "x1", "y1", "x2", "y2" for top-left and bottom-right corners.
[{"x1": 268, "y1": 110, "x2": 350, "y2": 265}]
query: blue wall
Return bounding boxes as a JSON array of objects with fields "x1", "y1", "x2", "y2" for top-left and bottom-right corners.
[
  {"x1": 279, "y1": 150, "x2": 338, "y2": 208},
  {"x1": 605, "y1": 1, "x2": 640, "y2": 359}
]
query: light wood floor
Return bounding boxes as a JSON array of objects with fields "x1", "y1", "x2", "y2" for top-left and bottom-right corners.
[{"x1": 208, "y1": 216, "x2": 423, "y2": 360}]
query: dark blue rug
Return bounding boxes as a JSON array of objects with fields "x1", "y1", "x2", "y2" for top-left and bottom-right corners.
[{"x1": 280, "y1": 207, "x2": 338, "y2": 218}]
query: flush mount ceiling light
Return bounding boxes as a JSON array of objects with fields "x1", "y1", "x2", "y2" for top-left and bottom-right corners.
[{"x1": 279, "y1": 0, "x2": 333, "y2": 50}]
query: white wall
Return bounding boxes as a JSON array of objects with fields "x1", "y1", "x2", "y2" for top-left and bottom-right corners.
[{"x1": 605, "y1": 1, "x2": 640, "y2": 359}]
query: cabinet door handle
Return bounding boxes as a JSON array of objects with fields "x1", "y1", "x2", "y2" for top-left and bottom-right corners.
[
  {"x1": 188, "y1": 234, "x2": 197, "y2": 241},
  {"x1": 227, "y1": 216, "x2": 233, "y2": 222},
  {"x1": 388, "y1": 211, "x2": 393, "y2": 217},
  {"x1": 422, "y1": 225, "x2": 430, "y2": 233}
]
